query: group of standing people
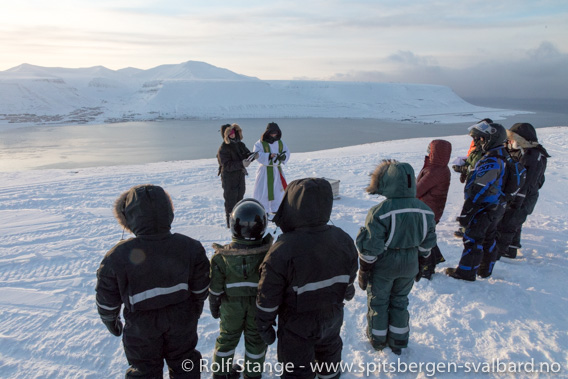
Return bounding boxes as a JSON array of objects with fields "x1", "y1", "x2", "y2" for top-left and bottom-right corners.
[
  {"x1": 94, "y1": 119, "x2": 549, "y2": 378},
  {"x1": 217, "y1": 122, "x2": 290, "y2": 228}
]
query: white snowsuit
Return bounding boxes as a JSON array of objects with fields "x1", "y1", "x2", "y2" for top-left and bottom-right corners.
[{"x1": 252, "y1": 139, "x2": 290, "y2": 213}]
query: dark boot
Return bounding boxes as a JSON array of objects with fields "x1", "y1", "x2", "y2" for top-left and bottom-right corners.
[
  {"x1": 501, "y1": 247, "x2": 518, "y2": 259},
  {"x1": 453, "y1": 228, "x2": 465, "y2": 238},
  {"x1": 390, "y1": 347, "x2": 402, "y2": 355},
  {"x1": 445, "y1": 267, "x2": 476, "y2": 282}
]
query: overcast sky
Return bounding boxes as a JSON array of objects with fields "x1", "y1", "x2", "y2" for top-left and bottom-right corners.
[{"x1": 1, "y1": 0, "x2": 567, "y2": 99}]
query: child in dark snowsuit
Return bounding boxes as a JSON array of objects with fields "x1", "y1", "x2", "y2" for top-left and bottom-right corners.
[
  {"x1": 209, "y1": 198, "x2": 273, "y2": 379},
  {"x1": 95, "y1": 185, "x2": 210, "y2": 378},
  {"x1": 357, "y1": 160, "x2": 437, "y2": 355},
  {"x1": 416, "y1": 139, "x2": 452, "y2": 279}
]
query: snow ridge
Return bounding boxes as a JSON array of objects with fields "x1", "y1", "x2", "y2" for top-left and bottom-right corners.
[{"x1": 0, "y1": 61, "x2": 521, "y2": 125}]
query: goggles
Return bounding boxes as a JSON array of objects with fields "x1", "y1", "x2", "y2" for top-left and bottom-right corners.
[{"x1": 467, "y1": 121, "x2": 496, "y2": 135}]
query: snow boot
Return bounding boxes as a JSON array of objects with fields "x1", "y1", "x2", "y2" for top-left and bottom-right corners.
[
  {"x1": 445, "y1": 267, "x2": 476, "y2": 282},
  {"x1": 390, "y1": 347, "x2": 402, "y2": 355},
  {"x1": 501, "y1": 247, "x2": 518, "y2": 259},
  {"x1": 214, "y1": 364, "x2": 243, "y2": 379}
]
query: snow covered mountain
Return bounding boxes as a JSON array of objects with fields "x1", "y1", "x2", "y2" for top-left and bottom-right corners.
[{"x1": 0, "y1": 61, "x2": 520, "y2": 125}]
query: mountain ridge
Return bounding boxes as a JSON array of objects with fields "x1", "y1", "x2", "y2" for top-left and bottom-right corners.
[{"x1": 0, "y1": 60, "x2": 523, "y2": 126}]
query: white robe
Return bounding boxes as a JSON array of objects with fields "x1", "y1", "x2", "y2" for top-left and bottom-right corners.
[{"x1": 252, "y1": 139, "x2": 290, "y2": 213}]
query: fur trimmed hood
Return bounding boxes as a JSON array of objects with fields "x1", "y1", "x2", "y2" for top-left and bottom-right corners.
[
  {"x1": 114, "y1": 184, "x2": 174, "y2": 235},
  {"x1": 366, "y1": 159, "x2": 416, "y2": 198},
  {"x1": 221, "y1": 123, "x2": 244, "y2": 144},
  {"x1": 507, "y1": 123, "x2": 539, "y2": 149}
]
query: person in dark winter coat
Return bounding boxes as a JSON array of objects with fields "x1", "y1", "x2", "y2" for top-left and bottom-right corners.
[
  {"x1": 357, "y1": 160, "x2": 436, "y2": 355},
  {"x1": 416, "y1": 139, "x2": 452, "y2": 279},
  {"x1": 446, "y1": 122, "x2": 509, "y2": 281},
  {"x1": 255, "y1": 178, "x2": 358, "y2": 379},
  {"x1": 209, "y1": 199, "x2": 273, "y2": 379},
  {"x1": 217, "y1": 123, "x2": 257, "y2": 228},
  {"x1": 95, "y1": 184, "x2": 210, "y2": 378},
  {"x1": 496, "y1": 123, "x2": 550, "y2": 259}
]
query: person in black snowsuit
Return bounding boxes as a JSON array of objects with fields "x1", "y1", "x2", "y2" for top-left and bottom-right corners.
[
  {"x1": 446, "y1": 122, "x2": 509, "y2": 281},
  {"x1": 255, "y1": 178, "x2": 358, "y2": 379},
  {"x1": 496, "y1": 123, "x2": 550, "y2": 259},
  {"x1": 217, "y1": 123, "x2": 257, "y2": 228},
  {"x1": 95, "y1": 184, "x2": 210, "y2": 378}
]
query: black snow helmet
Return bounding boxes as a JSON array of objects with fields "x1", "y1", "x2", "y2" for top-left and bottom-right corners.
[
  {"x1": 230, "y1": 198, "x2": 267, "y2": 242},
  {"x1": 468, "y1": 121, "x2": 507, "y2": 151}
]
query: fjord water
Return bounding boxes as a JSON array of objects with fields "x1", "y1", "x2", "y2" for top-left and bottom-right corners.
[{"x1": 0, "y1": 111, "x2": 565, "y2": 171}]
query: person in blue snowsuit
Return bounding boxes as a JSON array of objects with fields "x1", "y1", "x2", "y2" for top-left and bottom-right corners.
[{"x1": 446, "y1": 121, "x2": 509, "y2": 281}]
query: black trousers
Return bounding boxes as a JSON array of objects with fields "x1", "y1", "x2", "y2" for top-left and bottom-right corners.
[
  {"x1": 123, "y1": 301, "x2": 202, "y2": 378},
  {"x1": 456, "y1": 205, "x2": 506, "y2": 280},
  {"x1": 277, "y1": 306, "x2": 344, "y2": 379},
  {"x1": 221, "y1": 172, "x2": 246, "y2": 226}
]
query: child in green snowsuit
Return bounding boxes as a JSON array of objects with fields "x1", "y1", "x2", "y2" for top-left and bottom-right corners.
[
  {"x1": 356, "y1": 160, "x2": 437, "y2": 355},
  {"x1": 209, "y1": 199, "x2": 273, "y2": 379}
]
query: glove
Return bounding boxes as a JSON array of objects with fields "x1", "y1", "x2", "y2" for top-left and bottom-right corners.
[
  {"x1": 452, "y1": 164, "x2": 464, "y2": 173},
  {"x1": 459, "y1": 172, "x2": 467, "y2": 183},
  {"x1": 258, "y1": 324, "x2": 276, "y2": 345},
  {"x1": 209, "y1": 294, "x2": 222, "y2": 319},
  {"x1": 358, "y1": 269, "x2": 370, "y2": 291},
  {"x1": 242, "y1": 159, "x2": 251, "y2": 168},
  {"x1": 344, "y1": 283, "x2": 355, "y2": 301},
  {"x1": 458, "y1": 201, "x2": 479, "y2": 228},
  {"x1": 102, "y1": 318, "x2": 123, "y2": 337},
  {"x1": 193, "y1": 300, "x2": 205, "y2": 319},
  {"x1": 276, "y1": 152, "x2": 287, "y2": 163},
  {"x1": 415, "y1": 255, "x2": 430, "y2": 282},
  {"x1": 246, "y1": 152, "x2": 259, "y2": 162}
]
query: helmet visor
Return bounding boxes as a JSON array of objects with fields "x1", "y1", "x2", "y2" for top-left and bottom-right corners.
[{"x1": 468, "y1": 121, "x2": 496, "y2": 135}]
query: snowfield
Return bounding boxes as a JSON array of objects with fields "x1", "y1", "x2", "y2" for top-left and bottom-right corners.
[{"x1": 0, "y1": 127, "x2": 566, "y2": 378}]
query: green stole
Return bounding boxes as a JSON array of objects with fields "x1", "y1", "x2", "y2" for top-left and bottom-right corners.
[{"x1": 261, "y1": 140, "x2": 283, "y2": 201}]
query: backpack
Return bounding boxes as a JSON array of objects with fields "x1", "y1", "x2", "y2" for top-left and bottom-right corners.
[
  {"x1": 486, "y1": 149, "x2": 526, "y2": 201},
  {"x1": 501, "y1": 153, "x2": 527, "y2": 200}
]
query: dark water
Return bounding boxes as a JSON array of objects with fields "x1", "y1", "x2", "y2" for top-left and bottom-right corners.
[{"x1": 0, "y1": 110, "x2": 565, "y2": 171}]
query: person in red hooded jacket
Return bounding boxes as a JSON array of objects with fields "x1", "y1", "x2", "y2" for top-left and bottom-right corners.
[{"x1": 415, "y1": 139, "x2": 452, "y2": 279}]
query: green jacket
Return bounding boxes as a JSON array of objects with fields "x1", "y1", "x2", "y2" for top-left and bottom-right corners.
[
  {"x1": 356, "y1": 161, "x2": 437, "y2": 277},
  {"x1": 210, "y1": 235, "x2": 273, "y2": 298}
]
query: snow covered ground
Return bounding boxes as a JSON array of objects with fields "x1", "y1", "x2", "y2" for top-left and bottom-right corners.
[{"x1": 0, "y1": 126, "x2": 566, "y2": 378}]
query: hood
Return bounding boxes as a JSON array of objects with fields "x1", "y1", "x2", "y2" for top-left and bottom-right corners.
[
  {"x1": 221, "y1": 123, "x2": 244, "y2": 144},
  {"x1": 428, "y1": 139, "x2": 452, "y2": 166},
  {"x1": 366, "y1": 160, "x2": 416, "y2": 199},
  {"x1": 272, "y1": 178, "x2": 332, "y2": 232},
  {"x1": 509, "y1": 123, "x2": 538, "y2": 143},
  {"x1": 261, "y1": 122, "x2": 282, "y2": 143},
  {"x1": 114, "y1": 185, "x2": 174, "y2": 236}
]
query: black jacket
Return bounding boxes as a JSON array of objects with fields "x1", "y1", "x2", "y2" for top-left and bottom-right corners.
[
  {"x1": 256, "y1": 178, "x2": 358, "y2": 324},
  {"x1": 96, "y1": 185, "x2": 210, "y2": 319},
  {"x1": 217, "y1": 123, "x2": 251, "y2": 176}
]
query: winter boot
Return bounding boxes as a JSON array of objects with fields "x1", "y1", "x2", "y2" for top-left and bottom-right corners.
[
  {"x1": 445, "y1": 267, "x2": 476, "y2": 282},
  {"x1": 391, "y1": 347, "x2": 402, "y2": 355},
  {"x1": 214, "y1": 364, "x2": 243, "y2": 379},
  {"x1": 453, "y1": 227, "x2": 465, "y2": 238},
  {"x1": 370, "y1": 339, "x2": 387, "y2": 351},
  {"x1": 501, "y1": 247, "x2": 518, "y2": 259}
]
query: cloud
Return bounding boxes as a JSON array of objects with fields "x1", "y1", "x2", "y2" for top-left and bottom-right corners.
[{"x1": 328, "y1": 42, "x2": 568, "y2": 100}]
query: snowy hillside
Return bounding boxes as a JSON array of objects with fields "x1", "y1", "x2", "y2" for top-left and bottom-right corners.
[
  {"x1": 0, "y1": 127, "x2": 566, "y2": 378},
  {"x1": 0, "y1": 61, "x2": 523, "y2": 126}
]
